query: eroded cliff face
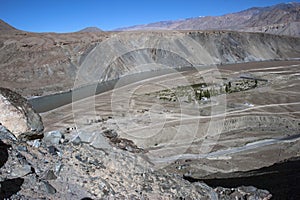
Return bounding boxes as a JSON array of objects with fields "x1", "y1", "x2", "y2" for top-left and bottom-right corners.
[
  {"x1": 188, "y1": 31, "x2": 300, "y2": 62},
  {"x1": 0, "y1": 30, "x2": 299, "y2": 96},
  {"x1": 0, "y1": 31, "x2": 107, "y2": 96}
]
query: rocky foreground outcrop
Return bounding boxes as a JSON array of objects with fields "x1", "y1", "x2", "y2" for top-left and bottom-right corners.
[
  {"x1": 0, "y1": 127, "x2": 272, "y2": 199},
  {"x1": 0, "y1": 87, "x2": 43, "y2": 138},
  {"x1": 0, "y1": 89, "x2": 272, "y2": 199}
]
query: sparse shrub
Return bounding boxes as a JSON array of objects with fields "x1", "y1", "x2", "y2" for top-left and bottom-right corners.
[{"x1": 225, "y1": 85, "x2": 229, "y2": 93}]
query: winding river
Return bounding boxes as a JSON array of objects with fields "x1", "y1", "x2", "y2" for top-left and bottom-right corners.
[{"x1": 29, "y1": 66, "x2": 196, "y2": 113}]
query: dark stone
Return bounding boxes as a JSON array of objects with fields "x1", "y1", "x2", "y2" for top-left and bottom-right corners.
[
  {"x1": 75, "y1": 154, "x2": 87, "y2": 163},
  {"x1": 48, "y1": 146, "x2": 59, "y2": 155},
  {"x1": 21, "y1": 133, "x2": 44, "y2": 141},
  {"x1": 42, "y1": 181, "x2": 56, "y2": 194},
  {"x1": 41, "y1": 170, "x2": 57, "y2": 180},
  {"x1": 0, "y1": 140, "x2": 10, "y2": 168},
  {"x1": 0, "y1": 178, "x2": 24, "y2": 199},
  {"x1": 110, "y1": 137, "x2": 144, "y2": 153},
  {"x1": 102, "y1": 129, "x2": 118, "y2": 139}
]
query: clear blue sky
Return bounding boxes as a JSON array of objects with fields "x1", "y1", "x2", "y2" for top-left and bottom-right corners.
[{"x1": 1, "y1": 0, "x2": 299, "y2": 32}]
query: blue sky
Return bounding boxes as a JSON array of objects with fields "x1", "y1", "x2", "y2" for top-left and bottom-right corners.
[{"x1": 1, "y1": 0, "x2": 299, "y2": 32}]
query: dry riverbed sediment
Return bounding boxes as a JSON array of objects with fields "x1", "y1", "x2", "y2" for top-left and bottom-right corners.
[{"x1": 36, "y1": 60, "x2": 300, "y2": 199}]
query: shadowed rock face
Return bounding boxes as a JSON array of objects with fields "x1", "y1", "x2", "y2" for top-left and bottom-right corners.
[
  {"x1": 0, "y1": 87, "x2": 43, "y2": 137},
  {"x1": 185, "y1": 157, "x2": 300, "y2": 200},
  {"x1": 0, "y1": 140, "x2": 9, "y2": 168},
  {"x1": 0, "y1": 178, "x2": 24, "y2": 199}
]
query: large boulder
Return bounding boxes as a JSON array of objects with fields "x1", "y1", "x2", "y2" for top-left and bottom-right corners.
[{"x1": 0, "y1": 87, "x2": 43, "y2": 138}]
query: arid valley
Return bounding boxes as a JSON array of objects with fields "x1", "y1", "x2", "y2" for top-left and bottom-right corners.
[{"x1": 0, "y1": 2, "x2": 300, "y2": 200}]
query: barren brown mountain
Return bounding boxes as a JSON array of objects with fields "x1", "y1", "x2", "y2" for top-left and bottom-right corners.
[
  {"x1": 117, "y1": 2, "x2": 300, "y2": 37},
  {"x1": 0, "y1": 28, "x2": 299, "y2": 97},
  {"x1": 0, "y1": 19, "x2": 16, "y2": 31}
]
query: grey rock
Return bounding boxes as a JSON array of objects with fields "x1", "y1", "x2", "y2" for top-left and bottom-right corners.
[
  {"x1": 43, "y1": 130, "x2": 63, "y2": 145},
  {"x1": 0, "y1": 126, "x2": 274, "y2": 200},
  {"x1": 0, "y1": 87, "x2": 44, "y2": 138},
  {"x1": 238, "y1": 185, "x2": 257, "y2": 193},
  {"x1": 0, "y1": 125, "x2": 17, "y2": 141},
  {"x1": 17, "y1": 145, "x2": 27, "y2": 152},
  {"x1": 214, "y1": 186, "x2": 272, "y2": 200},
  {"x1": 98, "y1": 178, "x2": 115, "y2": 196},
  {"x1": 48, "y1": 145, "x2": 59, "y2": 155},
  {"x1": 194, "y1": 182, "x2": 218, "y2": 200},
  {"x1": 71, "y1": 135, "x2": 81, "y2": 145},
  {"x1": 90, "y1": 133, "x2": 111, "y2": 150},
  {"x1": 41, "y1": 180, "x2": 56, "y2": 194},
  {"x1": 41, "y1": 170, "x2": 57, "y2": 180},
  {"x1": 11, "y1": 164, "x2": 32, "y2": 177},
  {"x1": 77, "y1": 131, "x2": 96, "y2": 143}
]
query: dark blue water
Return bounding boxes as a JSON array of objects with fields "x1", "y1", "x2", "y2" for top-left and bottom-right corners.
[{"x1": 29, "y1": 67, "x2": 196, "y2": 113}]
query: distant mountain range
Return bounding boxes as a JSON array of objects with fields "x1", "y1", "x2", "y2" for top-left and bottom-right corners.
[
  {"x1": 1, "y1": 2, "x2": 299, "y2": 37},
  {"x1": 78, "y1": 27, "x2": 103, "y2": 32},
  {"x1": 0, "y1": 20, "x2": 103, "y2": 33},
  {"x1": 116, "y1": 2, "x2": 300, "y2": 37}
]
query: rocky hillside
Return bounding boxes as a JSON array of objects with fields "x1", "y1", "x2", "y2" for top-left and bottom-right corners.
[
  {"x1": 0, "y1": 29, "x2": 108, "y2": 96},
  {"x1": 0, "y1": 29, "x2": 299, "y2": 97},
  {"x1": 0, "y1": 19, "x2": 17, "y2": 31},
  {"x1": 117, "y1": 2, "x2": 300, "y2": 37}
]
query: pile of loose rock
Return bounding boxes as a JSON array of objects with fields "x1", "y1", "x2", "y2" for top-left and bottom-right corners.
[{"x1": 0, "y1": 88, "x2": 272, "y2": 199}]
